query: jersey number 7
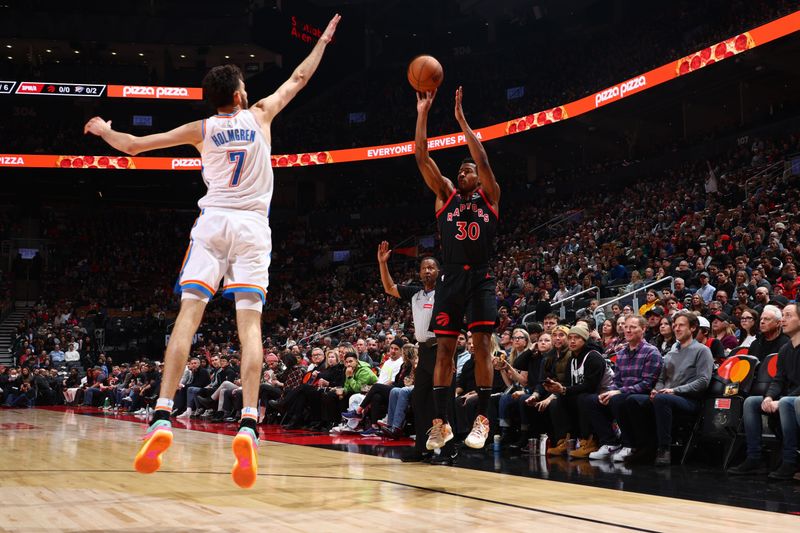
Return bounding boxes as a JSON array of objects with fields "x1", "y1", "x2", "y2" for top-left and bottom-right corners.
[{"x1": 227, "y1": 150, "x2": 247, "y2": 187}]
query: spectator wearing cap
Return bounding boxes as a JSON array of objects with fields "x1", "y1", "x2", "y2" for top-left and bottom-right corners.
[
  {"x1": 728, "y1": 303, "x2": 800, "y2": 480},
  {"x1": 694, "y1": 316, "x2": 725, "y2": 361},
  {"x1": 697, "y1": 272, "x2": 716, "y2": 304},
  {"x1": 712, "y1": 313, "x2": 739, "y2": 351},
  {"x1": 544, "y1": 325, "x2": 614, "y2": 458},
  {"x1": 622, "y1": 311, "x2": 713, "y2": 467},
  {"x1": 643, "y1": 306, "x2": 664, "y2": 344},
  {"x1": 747, "y1": 305, "x2": 790, "y2": 361}
]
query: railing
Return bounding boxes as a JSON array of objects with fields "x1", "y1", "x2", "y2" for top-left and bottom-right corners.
[
  {"x1": 291, "y1": 317, "x2": 365, "y2": 348},
  {"x1": 522, "y1": 286, "x2": 599, "y2": 323},
  {"x1": 744, "y1": 160, "x2": 785, "y2": 197},
  {"x1": 593, "y1": 276, "x2": 674, "y2": 324},
  {"x1": 528, "y1": 209, "x2": 584, "y2": 235}
]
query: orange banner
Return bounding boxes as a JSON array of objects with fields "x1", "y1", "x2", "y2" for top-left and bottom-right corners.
[
  {"x1": 2, "y1": 10, "x2": 799, "y2": 170},
  {"x1": 107, "y1": 84, "x2": 203, "y2": 100}
]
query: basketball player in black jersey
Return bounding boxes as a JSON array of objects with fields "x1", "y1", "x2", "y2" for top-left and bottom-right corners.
[{"x1": 415, "y1": 86, "x2": 500, "y2": 450}]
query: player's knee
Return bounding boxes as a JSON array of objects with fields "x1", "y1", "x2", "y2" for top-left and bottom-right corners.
[
  {"x1": 181, "y1": 288, "x2": 210, "y2": 305},
  {"x1": 235, "y1": 292, "x2": 263, "y2": 312}
]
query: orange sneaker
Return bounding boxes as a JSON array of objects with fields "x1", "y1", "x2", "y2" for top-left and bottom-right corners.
[
  {"x1": 464, "y1": 415, "x2": 490, "y2": 449},
  {"x1": 231, "y1": 427, "x2": 259, "y2": 489},
  {"x1": 134, "y1": 420, "x2": 173, "y2": 474}
]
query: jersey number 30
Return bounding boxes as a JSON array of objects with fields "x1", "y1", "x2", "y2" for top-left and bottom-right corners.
[
  {"x1": 454, "y1": 221, "x2": 481, "y2": 241},
  {"x1": 227, "y1": 150, "x2": 246, "y2": 187}
]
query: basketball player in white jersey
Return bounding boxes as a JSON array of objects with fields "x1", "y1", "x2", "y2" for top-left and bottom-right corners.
[{"x1": 84, "y1": 13, "x2": 341, "y2": 489}]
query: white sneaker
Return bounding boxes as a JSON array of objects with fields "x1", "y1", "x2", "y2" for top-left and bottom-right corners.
[
  {"x1": 611, "y1": 447, "x2": 633, "y2": 462},
  {"x1": 176, "y1": 409, "x2": 192, "y2": 419},
  {"x1": 464, "y1": 415, "x2": 490, "y2": 449},
  {"x1": 589, "y1": 444, "x2": 621, "y2": 460}
]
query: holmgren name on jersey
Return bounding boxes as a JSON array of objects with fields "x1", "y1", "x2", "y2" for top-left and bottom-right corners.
[{"x1": 210, "y1": 128, "x2": 257, "y2": 147}]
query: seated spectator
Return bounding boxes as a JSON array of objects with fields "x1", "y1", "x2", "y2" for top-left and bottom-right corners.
[
  {"x1": 697, "y1": 272, "x2": 716, "y2": 303},
  {"x1": 643, "y1": 306, "x2": 664, "y2": 343},
  {"x1": 728, "y1": 303, "x2": 800, "y2": 480},
  {"x1": 621, "y1": 311, "x2": 713, "y2": 466},
  {"x1": 748, "y1": 305, "x2": 790, "y2": 361},
  {"x1": 638, "y1": 290, "x2": 660, "y2": 317},
  {"x1": 585, "y1": 315, "x2": 662, "y2": 462},
  {"x1": 673, "y1": 277, "x2": 690, "y2": 301},
  {"x1": 544, "y1": 325, "x2": 614, "y2": 458},
  {"x1": 379, "y1": 345, "x2": 418, "y2": 438},
  {"x1": 711, "y1": 312, "x2": 739, "y2": 351},
  {"x1": 172, "y1": 357, "x2": 210, "y2": 417},
  {"x1": 737, "y1": 308, "x2": 759, "y2": 347},
  {"x1": 695, "y1": 316, "x2": 725, "y2": 361},
  {"x1": 497, "y1": 328, "x2": 534, "y2": 444},
  {"x1": 653, "y1": 315, "x2": 676, "y2": 356},
  {"x1": 599, "y1": 318, "x2": 620, "y2": 355},
  {"x1": 502, "y1": 333, "x2": 554, "y2": 448},
  {"x1": 342, "y1": 350, "x2": 377, "y2": 401}
]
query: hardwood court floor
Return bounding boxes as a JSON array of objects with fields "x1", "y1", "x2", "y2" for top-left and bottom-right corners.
[{"x1": 0, "y1": 408, "x2": 798, "y2": 532}]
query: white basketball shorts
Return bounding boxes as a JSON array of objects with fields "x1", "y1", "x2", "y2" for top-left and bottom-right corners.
[{"x1": 175, "y1": 208, "x2": 271, "y2": 305}]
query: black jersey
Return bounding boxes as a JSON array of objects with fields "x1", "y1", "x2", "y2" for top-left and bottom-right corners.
[{"x1": 435, "y1": 187, "x2": 498, "y2": 266}]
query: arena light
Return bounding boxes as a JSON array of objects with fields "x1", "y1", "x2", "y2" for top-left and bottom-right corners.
[{"x1": 1, "y1": 10, "x2": 799, "y2": 170}]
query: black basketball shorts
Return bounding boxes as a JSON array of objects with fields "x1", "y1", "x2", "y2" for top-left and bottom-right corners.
[{"x1": 429, "y1": 264, "x2": 497, "y2": 337}]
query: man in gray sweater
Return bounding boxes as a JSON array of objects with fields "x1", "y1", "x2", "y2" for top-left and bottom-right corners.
[
  {"x1": 621, "y1": 311, "x2": 713, "y2": 466},
  {"x1": 728, "y1": 303, "x2": 800, "y2": 480}
]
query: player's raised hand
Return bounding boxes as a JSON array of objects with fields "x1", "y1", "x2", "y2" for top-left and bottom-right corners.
[
  {"x1": 454, "y1": 86, "x2": 466, "y2": 124},
  {"x1": 320, "y1": 13, "x2": 341, "y2": 44},
  {"x1": 84, "y1": 117, "x2": 112, "y2": 136},
  {"x1": 377, "y1": 241, "x2": 392, "y2": 263},
  {"x1": 416, "y1": 90, "x2": 436, "y2": 114}
]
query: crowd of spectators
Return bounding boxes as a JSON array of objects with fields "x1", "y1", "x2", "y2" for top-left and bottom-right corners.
[{"x1": 2, "y1": 115, "x2": 799, "y2": 477}]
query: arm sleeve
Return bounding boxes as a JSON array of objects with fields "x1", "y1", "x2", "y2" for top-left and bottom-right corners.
[{"x1": 397, "y1": 284, "x2": 420, "y2": 302}]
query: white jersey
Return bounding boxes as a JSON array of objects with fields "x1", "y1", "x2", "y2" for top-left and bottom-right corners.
[{"x1": 198, "y1": 109, "x2": 273, "y2": 215}]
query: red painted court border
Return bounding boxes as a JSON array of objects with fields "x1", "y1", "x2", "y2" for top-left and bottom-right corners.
[{"x1": 34, "y1": 405, "x2": 414, "y2": 447}]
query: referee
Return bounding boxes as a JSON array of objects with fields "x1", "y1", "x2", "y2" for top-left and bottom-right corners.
[{"x1": 377, "y1": 241, "x2": 457, "y2": 465}]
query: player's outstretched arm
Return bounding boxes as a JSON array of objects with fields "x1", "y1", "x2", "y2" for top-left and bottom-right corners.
[
  {"x1": 377, "y1": 241, "x2": 400, "y2": 298},
  {"x1": 415, "y1": 90, "x2": 453, "y2": 204},
  {"x1": 84, "y1": 117, "x2": 202, "y2": 156},
  {"x1": 252, "y1": 13, "x2": 341, "y2": 123},
  {"x1": 454, "y1": 86, "x2": 500, "y2": 205}
]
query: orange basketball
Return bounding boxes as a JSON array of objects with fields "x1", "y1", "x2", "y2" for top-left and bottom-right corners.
[{"x1": 407, "y1": 55, "x2": 443, "y2": 92}]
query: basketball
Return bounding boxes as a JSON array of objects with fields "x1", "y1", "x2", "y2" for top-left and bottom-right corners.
[{"x1": 407, "y1": 55, "x2": 444, "y2": 92}]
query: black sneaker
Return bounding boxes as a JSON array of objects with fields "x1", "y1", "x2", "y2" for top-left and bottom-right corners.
[
  {"x1": 430, "y1": 447, "x2": 459, "y2": 466},
  {"x1": 654, "y1": 448, "x2": 671, "y2": 467},
  {"x1": 768, "y1": 461, "x2": 798, "y2": 481},
  {"x1": 728, "y1": 457, "x2": 768, "y2": 476},
  {"x1": 400, "y1": 450, "x2": 433, "y2": 463}
]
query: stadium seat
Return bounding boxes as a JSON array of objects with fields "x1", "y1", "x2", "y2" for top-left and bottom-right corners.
[{"x1": 681, "y1": 355, "x2": 760, "y2": 468}]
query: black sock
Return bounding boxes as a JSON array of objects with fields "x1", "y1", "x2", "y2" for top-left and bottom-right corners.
[
  {"x1": 433, "y1": 386, "x2": 449, "y2": 422},
  {"x1": 239, "y1": 417, "x2": 257, "y2": 432},
  {"x1": 476, "y1": 387, "x2": 492, "y2": 417},
  {"x1": 152, "y1": 409, "x2": 170, "y2": 422}
]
